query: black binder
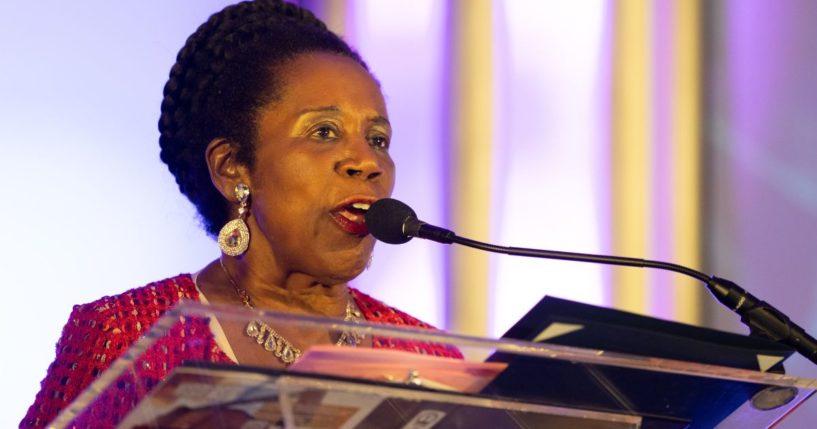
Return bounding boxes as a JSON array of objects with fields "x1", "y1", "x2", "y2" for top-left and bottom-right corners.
[{"x1": 483, "y1": 296, "x2": 796, "y2": 428}]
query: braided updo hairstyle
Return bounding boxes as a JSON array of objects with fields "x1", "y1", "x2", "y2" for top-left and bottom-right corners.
[{"x1": 159, "y1": 0, "x2": 368, "y2": 237}]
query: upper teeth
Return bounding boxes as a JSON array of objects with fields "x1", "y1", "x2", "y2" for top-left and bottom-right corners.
[{"x1": 351, "y1": 202, "x2": 370, "y2": 210}]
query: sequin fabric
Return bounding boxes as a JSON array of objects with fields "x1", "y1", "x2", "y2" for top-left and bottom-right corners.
[
  {"x1": 21, "y1": 274, "x2": 461, "y2": 428},
  {"x1": 350, "y1": 288, "x2": 464, "y2": 358}
]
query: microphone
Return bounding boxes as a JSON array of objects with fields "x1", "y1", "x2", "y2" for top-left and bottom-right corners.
[
  {"x1": 364, "y1": 198, "x2": 817, "y2": 365},
  {"x1": 365, "y1": 198, "x2": 455, "y2": 244}
]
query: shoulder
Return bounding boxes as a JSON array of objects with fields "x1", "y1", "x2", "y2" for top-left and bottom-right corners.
[
  {"x1": 71, "y1": 274, "x2": 199, "y2": 328},
  {"x1": 20, "y1": 274, "x2": 201, "y2": 428},
  {"x1": 80, "y1": 274, "x2": 199, "y2": 311},
  {"x1": 349, "y1": 287, "x2": 435, "y2": 329},
  {"x1": 60, "y1": 274, "x2": 200, "y2": 358}
]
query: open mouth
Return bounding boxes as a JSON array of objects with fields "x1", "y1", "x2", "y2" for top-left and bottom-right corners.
[{"x1": 330, "y1": 199, "x2": 374, "y2": 236}]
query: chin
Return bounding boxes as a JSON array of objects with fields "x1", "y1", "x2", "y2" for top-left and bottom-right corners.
[{"x1": 319, "y1": 242, "x2": 372, "y2": 282}]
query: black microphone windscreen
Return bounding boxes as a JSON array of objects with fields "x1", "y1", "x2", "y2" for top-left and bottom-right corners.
[{"x1": 365, "y1": 198, "x2": 417, "y2": 244}]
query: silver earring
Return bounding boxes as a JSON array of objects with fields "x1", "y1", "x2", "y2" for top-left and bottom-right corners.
[{"x1": 218, "y1": 183, "x2": 250, "y2": 256}]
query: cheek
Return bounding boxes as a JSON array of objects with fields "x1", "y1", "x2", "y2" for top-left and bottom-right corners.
[
  {"x1": 251, "y1": 154, "x2": 330, "y2": 223},
  {"x1": 383, "y1": 158, "x2": 397, "y2": 192},
  {"x1": 254, "y1": 151, "x2": 322, "y2": 194}
]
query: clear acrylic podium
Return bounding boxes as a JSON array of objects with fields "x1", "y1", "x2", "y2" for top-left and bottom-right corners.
[{"x1": 47, "y1": 301, "x2": 817, "y2": 428}]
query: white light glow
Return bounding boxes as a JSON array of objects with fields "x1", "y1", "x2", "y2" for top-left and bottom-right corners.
[{"x1": 491, "y1": 1, "x2": 610, "y2": 336}]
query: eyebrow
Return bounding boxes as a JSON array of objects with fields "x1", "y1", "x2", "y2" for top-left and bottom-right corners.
[
  {"x1": 297, "y1": 105, "x2": 340, "y2": 116},
  {"x1": 297, "y1": 105, "x2": 391, "y2": 128},
  {"x1": 370, "y1": 115, "x2": 391, "y2": 128}
]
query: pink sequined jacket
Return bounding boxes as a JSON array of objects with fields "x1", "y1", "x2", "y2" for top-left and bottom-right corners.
[{"x1": 21, "y1": 274, "x2": 461, "y2": 428}]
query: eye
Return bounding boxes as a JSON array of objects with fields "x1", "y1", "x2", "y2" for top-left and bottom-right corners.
[
  {"x1": 311, "y1": 124, "x2": 339, "y2": 140},
  {"x1": 369, "y1": 134, "x2": 390, "y2": 150}
]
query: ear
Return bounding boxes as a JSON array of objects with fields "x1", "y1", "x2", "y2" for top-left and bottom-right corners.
[{"x1": 205, "y1": 138, "x2": 251, "y2": 202}]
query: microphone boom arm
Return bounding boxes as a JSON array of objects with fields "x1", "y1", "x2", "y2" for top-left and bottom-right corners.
[
  {"x1": 421, "y1": 223, "x2": 817, "y2": 365},
  {"x1": 366, "y1": 197, "x2": 817, "y2": 365}
]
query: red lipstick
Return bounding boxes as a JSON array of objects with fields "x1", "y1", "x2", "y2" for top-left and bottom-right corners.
[{"x1": 330, "y1": 197, "x2": 375, "y2": 236}]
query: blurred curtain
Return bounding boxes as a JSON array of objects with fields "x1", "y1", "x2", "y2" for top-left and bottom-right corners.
[
  {"x1": 6, "y1": 1, "x2": 817, "y2": 426},
  {"x1": 305, "y1": 0, "x2": 704, "y2": 336}
]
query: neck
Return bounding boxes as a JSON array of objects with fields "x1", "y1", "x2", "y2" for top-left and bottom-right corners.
[{"x1": 202, "y1": 255, "x2": 349, "y2": 317}]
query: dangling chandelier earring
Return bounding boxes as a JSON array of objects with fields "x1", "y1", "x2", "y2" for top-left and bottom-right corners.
[{"x1": 218, "y1": 183, "x2": 250, "y2": 256}]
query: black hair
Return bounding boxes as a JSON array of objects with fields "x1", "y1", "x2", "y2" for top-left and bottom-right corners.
[{"x1": 158, "y1": 0, "x2": 367, "y2": 237}]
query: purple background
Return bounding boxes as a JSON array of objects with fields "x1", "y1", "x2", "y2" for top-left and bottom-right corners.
[{"x1": 1, "y1": 1, "x2": 815, "y2": 427}]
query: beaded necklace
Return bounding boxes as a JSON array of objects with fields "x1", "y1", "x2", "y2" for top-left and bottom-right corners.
[{"x1": 218, "y1": 258, "x2": 363, "y2": 365}]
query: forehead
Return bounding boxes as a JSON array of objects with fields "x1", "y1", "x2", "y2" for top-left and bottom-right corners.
[{"x1": 271, "y1": 52, "x2": 387, "y2": 116}]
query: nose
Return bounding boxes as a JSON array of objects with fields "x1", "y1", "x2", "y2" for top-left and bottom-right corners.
[{"x1": 335, "y1": 140, "x2": 384, "y2": 181}]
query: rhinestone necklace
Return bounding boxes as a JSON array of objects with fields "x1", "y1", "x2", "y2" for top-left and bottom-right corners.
[{"x1": 218, "y1": 258, "x2": 364, "y2": 365}]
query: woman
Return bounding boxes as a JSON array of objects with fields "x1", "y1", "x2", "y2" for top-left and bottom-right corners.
[{"x1": 21, "y1": 1, "x2": 459, "y2": 427}]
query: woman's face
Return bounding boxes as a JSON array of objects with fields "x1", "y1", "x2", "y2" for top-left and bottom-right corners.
[{"x1": 245, "y1": 52, "x2": 395, "y2": 284}]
